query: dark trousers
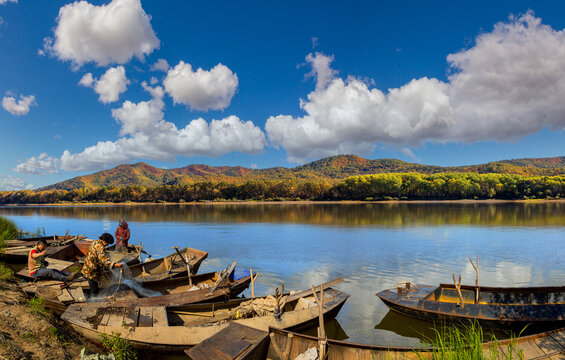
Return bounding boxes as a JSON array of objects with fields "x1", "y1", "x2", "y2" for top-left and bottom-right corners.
[
  {"x1": 32, "y1": 268, "x2": 68, "y2": 282},
  {"x1": 87, "y1": 278, "x2": 100, "y2": 296}
]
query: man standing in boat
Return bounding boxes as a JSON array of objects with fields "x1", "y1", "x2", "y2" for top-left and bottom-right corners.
[
  {"x1": 115, "y1": 219, "x2": 130, "y2": 252},
  {"x1": 81, "y1": 233, "x2": 123, "y2": 296},
  {"x1": 28, "y1": 239, "x2": 72, "y2": 282}
]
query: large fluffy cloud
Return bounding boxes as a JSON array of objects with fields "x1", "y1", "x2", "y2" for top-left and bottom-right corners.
[
  {"x1": 15, "y1": 84, "x2": 265, "y2": 174},
  {"x1": 0, "y1": 175, "x2": 33, "y2": 191},
  {"x1": 163, "y1": 61, "x2": 238, "y2": 111},
  {"x1": 267, "y1": 13, "x2": 565, "y2": 162},
  {"x1": 2, "y1": 94, "x2": 36, "y2": 116},
  {"x1": 79, "y1": 66, "x2": 130, "y2": 103},
  {"x1": 44, "y1": 0, "x2": 159, "y2": 67}
]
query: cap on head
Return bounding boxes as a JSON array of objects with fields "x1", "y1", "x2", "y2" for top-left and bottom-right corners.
[{"x1": 98, "y1": 233, "x2": 114, "y2": 245}]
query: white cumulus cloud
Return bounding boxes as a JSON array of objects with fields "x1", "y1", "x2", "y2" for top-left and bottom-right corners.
[
  {"x1": 79, "y1": 66, "x2": 130, "y2": 103},
  {"x1": 44, "y1": 0, "x2": 159, "y2": 67},
  {"x1": 266, "y1": 12, "x2": 565, "y2": 162},
  {"x1": 0, "y1": 175, "x2": 34, "y2": 191},
  {"x1": 151, "y1": 58, "x2": 169, "y2": 72},
  {"x1": 15, "y1": 84, "x2": 265, "y2": 174},
  {"x1": 163, "y1": 61, "x2": 238, "y2": 111},
  {"x1": 0, "y1": 0, "x2": 17, "y2": 4},
  {"x1": 2, "y1": 94, "x2": 36, "y2": 116},
  {"x1": 0, "y1": 175, "x2": 33, "y2": 191}
]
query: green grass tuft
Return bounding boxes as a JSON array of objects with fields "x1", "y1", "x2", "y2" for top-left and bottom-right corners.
[
  {"x1": 418, "y1": 321, "x2": 524, "y2": 360},
  {"x1": 0, "y1": 216, "x2": 18, "y2": 253},
  {"x1": 27, "y1": 297, "x2": 50, "y2": 316},
  {"x1": 100, "y1": 331, "x2": 137, "y2": 360},
  {"x1": 0, "y1": 262, "x2": 15, "y2": 281}
]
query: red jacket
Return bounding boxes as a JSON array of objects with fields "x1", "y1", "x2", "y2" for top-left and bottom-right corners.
[{"x1": 115, "y1": 225, "x2": 130, "y2": 246}]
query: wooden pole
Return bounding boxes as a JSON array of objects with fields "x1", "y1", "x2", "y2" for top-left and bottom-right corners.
[
  {"x1": 311, "y1": 285, "x2": 326, "y2": 359},
  {"x1": 250, "y1": 269, "x2": 255, "y2": 298},
  {"x1": 186, "y1": 254, "x2": 193, "y2": 287},
  {"x1": 452, "y1": 274, "x2": 464, "y2": 308},
  {"x1": 469, "y1": 256, "x2": 479, "y2": 304}
]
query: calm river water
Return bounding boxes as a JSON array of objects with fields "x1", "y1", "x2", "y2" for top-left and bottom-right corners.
[{"x1": 1, "y1": 202, "x2": 564, "y2": 349}]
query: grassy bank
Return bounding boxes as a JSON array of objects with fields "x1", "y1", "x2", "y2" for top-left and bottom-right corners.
[{"x1": 420, "y1": 322, "x2": 524, "y2": 359}]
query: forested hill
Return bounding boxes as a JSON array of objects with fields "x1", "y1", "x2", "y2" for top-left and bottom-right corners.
[{"x1": 39, "y1": 155, "x2": 565, "y2": 191}]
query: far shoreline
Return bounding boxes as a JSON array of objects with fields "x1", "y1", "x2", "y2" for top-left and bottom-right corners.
[{"x1": 1, "y1": 199, "x2": 564, "y2": 207}]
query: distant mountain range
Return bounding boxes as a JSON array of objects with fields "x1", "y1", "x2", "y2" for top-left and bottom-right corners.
[{"x1": 39, "y1": 155, "x2": 565, "y2": 191}]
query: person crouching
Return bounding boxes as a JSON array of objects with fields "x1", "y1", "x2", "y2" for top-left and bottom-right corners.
[
  {"x1": 28, "y1": 239, "x2": 70, "y2": 282},
  {"x1": 81, "y1": 233, "x2": 123, "y2": 296}
]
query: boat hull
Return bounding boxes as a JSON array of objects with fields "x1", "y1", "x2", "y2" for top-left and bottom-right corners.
[{"x1": 377, "y1": 284, "x2": 565, "y2": 330}]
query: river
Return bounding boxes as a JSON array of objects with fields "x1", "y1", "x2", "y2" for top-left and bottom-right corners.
[{"x1": 1, "y1": 201, "x2": 564, "y2": 349}]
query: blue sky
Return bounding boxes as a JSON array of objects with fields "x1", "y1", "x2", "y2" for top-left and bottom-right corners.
[{"x1": 1, "y1": 0, "x2": 564, "y2": 190}]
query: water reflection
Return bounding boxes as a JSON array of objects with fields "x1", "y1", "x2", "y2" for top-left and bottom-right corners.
[
  {"x1": 1, "y1": 202, "x2": 564, "y2": 348},
  {"x1": 0, "y1": 202, "x2": 564, "y2": 227}
]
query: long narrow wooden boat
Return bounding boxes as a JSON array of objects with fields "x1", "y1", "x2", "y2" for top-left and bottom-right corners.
[
  {"x1": 187, "y1": 324, "x2": 565, "y2": 360},
  {"x1": 377, "y1": 283, "x2": 565, "y2": 329},
  {"x1": 61, "y1": 278, "x2": 348, "y2": 351},
  {"x1": 15, "y1": 240, "x2": 141, "y2": 281},
  {"x1": 109, "y1": 246, "x2": 208, "y2": 282},
  {"x1": 1, "y1": 235, "x2": 81, "y2": 263},
  {"x1": 4, "y1": 234, "x2": 80, "y2": 247},
  {"x1": 20, "y1": 270, "x2": 251, "y2": 315}
]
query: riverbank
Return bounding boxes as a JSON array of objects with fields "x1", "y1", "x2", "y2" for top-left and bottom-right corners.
[
  {"x1": 0, "y1": 277, "x2": 100, "y2": 359},
  {"x1": 1, "y1": 198, "x2": 564, "y2": 207}
]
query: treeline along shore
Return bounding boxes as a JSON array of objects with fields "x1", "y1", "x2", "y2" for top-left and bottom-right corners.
[{"x1": 2, "y1": 172, "x2": 565, "y2": 204}]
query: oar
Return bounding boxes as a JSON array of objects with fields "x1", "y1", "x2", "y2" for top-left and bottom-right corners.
[
  {"x1": 207, "y1": 261, "x2": 237, "y2": 296},
  {"x1": 172, "y1": 247, "x2": 190, "y2": 266}
]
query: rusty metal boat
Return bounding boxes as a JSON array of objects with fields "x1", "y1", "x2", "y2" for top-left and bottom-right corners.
[{"x1": 377, "y1": 282, "x2": 565, "y2": 329}]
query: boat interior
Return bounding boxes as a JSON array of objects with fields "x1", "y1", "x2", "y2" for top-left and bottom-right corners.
[{"x1": 425, "y1": 284, "x2": 565, "y2": 305}]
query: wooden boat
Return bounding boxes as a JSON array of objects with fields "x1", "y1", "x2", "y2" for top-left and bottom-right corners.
[
  {"x1": 1, "y1": 235, "x2": 83, "y2": 263},
  {"x1": 15, "y1": 240, "x2": 142, "y2": 281},
  {"x1": 19, "y1": 270, "x2": 252, "y2": 315},
  {"x1": 111, "y1": 247, "x2": 208, "y2": 282},
  {"x1": 3, "y1": 234, "x2": 81, "y2": 247},
  {"x1": 186, "y1": 324, "x2": 565, "y2": 360},
  {"x1": 61, "y1": 278, "x2": 348, "y2": 351},
  {"x1": 377, "y1": 282, "x2": 565, "y2": 329}
]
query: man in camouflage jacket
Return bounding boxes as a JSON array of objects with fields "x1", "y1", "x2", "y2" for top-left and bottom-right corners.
[{"x1": 82, "y1": 233, "x2": 123, "y2": 296}]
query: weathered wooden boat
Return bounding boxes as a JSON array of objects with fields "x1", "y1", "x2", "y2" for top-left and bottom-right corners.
[
  {"x1": 1, "y1": 235, "x2": 83, "y2": 263},
  {"x1": 15, "y1": 240, "x2": 141, "y2": 281},
  {"x1": 187, "y1": 323, "x2": 565, "y2": 360},
  {"x1": 3, "y1": 234, "x2": 81, "y2": 247},
  {"x1": 61, "y1": 278, "x2": 348, "y2": 351},
  {"x1": 377, "y1": 282, "x2": 565, "y2": 329},
  {"x1": 19, "y1": 270, "x2": 252, "y2": 315},
  {"x1": 107, "y1": 246, "x2": 208, "y2": 282}
]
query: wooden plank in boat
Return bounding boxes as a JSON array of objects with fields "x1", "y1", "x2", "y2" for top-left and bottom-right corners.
[
  {"x1": 57, "y1": 288, "x2": 74, "y2": 303},
  {"x1": 45, "y1": 258, "x2": 75, "y2": 271},
  {"x1": 548, "y1": 331, "x2": 565, "y2": 350},
  {"x1": 152, "y1": 307, "x2": 168, "y2": 327},
  {"x1": 138, "y1": 307, "x2": 153, "y2": 327},
  {"x1": 69, "y1": 287, "x2": 86, "y2": 302},
  {"x1": 509, "y1": 340, "x2": 545, "y2": 359},
  {"x1": 105, "y1": 308, "x2": 126, "y2": 327},
  {"x1": 534, "y1": 334, "x2": 565, "y2": 355},
  {"x1": 123, "y1": 307, "x2": 139, "y2": 327},
  {"x1": 186, "y1": 322, "x2": 268, "y2": 360},
  {"x1": 100, "y1": 308, "x2": 124, "y2": 327}
]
